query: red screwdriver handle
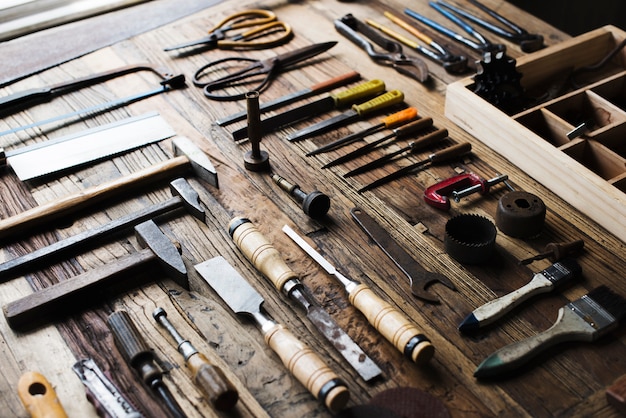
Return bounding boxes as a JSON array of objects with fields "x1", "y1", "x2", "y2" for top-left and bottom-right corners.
[{"x1": 423, "y1": 173, "x2": 482, "y2": 210}]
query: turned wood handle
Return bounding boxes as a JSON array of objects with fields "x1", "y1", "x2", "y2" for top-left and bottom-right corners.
[
  {"x1": 0, "y1": 156, "x2": 189, "y2": 241},
  {"x1": 349, "y1": 283, "x2": 434, "y2": 365},
  {"x1": 17, "y1": 371, "x2": 68, "y2": 418},
  {"x1": 229, "y1": 217, "x2": 298, "y2": 292},
  {"x1": 264, "y1": 323, "x2": 350, "y2": 413},
  {"x1": 186, "y1": 353, "x2": 239, "y2": 411}
]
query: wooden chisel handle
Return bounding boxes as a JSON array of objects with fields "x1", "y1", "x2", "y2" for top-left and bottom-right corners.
[
  {"x1": 264, "y1": 322, "x2": 350, "y2": 413},
  {"x1": 17, "y1": 371, "x2": 68, "y2": 418},
  {"x1": 348, "y1": 282, "x2": 434, "y2": 365},
  {"x1": 229, "y1": 217, "x2": 298, "y2": 291},
  {"x1": 0, "y1": 155, "x2": 189, "y2": 241}
]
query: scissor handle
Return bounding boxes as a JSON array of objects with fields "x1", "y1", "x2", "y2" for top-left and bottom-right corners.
[
  {"x1": 217, "y1": 21, "x2": 293, "y2": 49},
  {"x1": 208, "y1": 9, "x2": 277, "y2": 33}
]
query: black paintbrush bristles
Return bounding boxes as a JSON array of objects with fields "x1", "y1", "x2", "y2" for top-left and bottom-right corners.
[{"x1": 588, "y1": 285, "x2": 626, "y2": 322}]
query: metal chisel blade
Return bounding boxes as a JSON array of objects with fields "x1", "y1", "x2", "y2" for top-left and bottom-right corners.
[{"x1": 306, "y1": 303, "x2": 382, "y2": 382}]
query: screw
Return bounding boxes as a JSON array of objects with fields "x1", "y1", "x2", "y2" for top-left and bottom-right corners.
[
  {"x1": 243, "y1": 91, "x2": 270, "y2": 172},
  {"x1": 271, "y1": 173, "x2": 330, "y2": 218},
  {"x1": 452, "y1": 174, "x2": 513, "y2": 202}
]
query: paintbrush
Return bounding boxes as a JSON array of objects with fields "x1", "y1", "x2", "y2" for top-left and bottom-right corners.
[
  {"x1": 474, "y1": 285, "x2": 626, "y2": 379},
  {"x1": 459, "y1": 258, "x2": 582, "y2": 333}
]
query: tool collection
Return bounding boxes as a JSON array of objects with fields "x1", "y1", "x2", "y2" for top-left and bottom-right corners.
[{"x1": 1, "y1": 2, "x2": 624, "y2": 418}]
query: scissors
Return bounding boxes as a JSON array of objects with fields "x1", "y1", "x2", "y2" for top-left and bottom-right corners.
[
  {"x1": 192, "y1": 41, "x2": 337, "y2": 101},
  {"x1": 164, "y1": 9, "x2": 293, "y2": 52}
]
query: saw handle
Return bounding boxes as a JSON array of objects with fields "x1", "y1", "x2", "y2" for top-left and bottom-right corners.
[
  {"x1": 17, "y1": 371, "x2": 68, "y2": 418},
  {"x1": 348, "y1": 282, "x2": 434, "y2": 364},
  {"x1": 264, "y1": 322, "x2": 350, "y2": 413},
  {"x1": 229, "y1": 217, "x2": 298, "y2": 292}
]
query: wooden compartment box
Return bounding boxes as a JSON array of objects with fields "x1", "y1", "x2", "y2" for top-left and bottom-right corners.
[{"x1": 445, "y1": 25, "x2": 626, "y2": 242}]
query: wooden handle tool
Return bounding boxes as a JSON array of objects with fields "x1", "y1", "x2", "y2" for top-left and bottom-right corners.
[{"x1": 18, "y1": 371, "x2": 68, "y2": 418}]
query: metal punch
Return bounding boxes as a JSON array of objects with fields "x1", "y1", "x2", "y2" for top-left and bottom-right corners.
[{"x1": 334, "y1": 14, "x2": 430, "y2": 83}]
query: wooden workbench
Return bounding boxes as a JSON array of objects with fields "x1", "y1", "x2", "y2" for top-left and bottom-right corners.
[{"x1": 0, "y1": 0, "x2": 624, "y2": 417}]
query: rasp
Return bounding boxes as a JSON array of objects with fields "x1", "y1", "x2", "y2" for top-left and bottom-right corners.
[
  {"x1": 350, "y1": 207, "x2": 456, "y2": 303},
  {"x1": 228, "y1": 217, "x2": 382, "y2": 382},
  {"x1": 194, "y1": 256, "x2": 350, "y2": 413}
]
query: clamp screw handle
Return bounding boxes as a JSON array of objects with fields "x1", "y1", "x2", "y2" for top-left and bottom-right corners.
[{"x1": 452, "y1": 174, "x2": 513, "y2": 202}]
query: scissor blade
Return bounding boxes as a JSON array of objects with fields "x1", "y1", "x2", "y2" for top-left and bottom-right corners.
[
  {"x1": 164, "y1": 36, "x2": 217, "y2": 51},
  {"x1": 274, "y1": 41, "x2": 337, "y2": 68}
]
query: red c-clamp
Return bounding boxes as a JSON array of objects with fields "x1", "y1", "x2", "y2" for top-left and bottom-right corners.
[{"x1": 424, "y1": 173, "x2": 511, "y2": 210}]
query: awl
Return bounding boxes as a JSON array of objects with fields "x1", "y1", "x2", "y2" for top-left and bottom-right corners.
[
  {"x1": 230, "y1": 79, "x2": 385, "y2": 140},
  {"x1": 194, "y1": 256, "x2": 350, "y2": 413},
  {"x1": 287, "y1": 90, "x2": 405, "y2": 141},
  {"x1": 216, "y1": 71, "x2": 361, "y2": 126},
  {"x1": 282, "y1": 224, "x2": 435, "y2": 365},
  {"x1": 459, "y1": 258, "x2": 582, "y2": 333},
  {"x1": 228, "y1": 217, "x2": 382, "y2": 382}
]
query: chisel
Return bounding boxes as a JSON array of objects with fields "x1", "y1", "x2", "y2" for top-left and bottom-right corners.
[
  {"x1": 216, "y1": 71, "x2": 361, "y2": 126},
  {"x1": 230, "y1": 79, "x2": 385, "y2": 140},
  {"x1": 194, "y1": 256, "x2": 350, "y2": 413},
  {"x1": 228, "y1": 217, "x2": 383, "y2": 382},
  {"x1": 282, "y1": 224, "x2": 435, "y2": 365},
  {"x1": 286, "y1": 90, "x2": 405, "y2": 141}
]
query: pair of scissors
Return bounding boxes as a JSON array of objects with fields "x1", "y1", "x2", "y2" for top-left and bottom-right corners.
[
  {"x1": 164, "y1": 9, "x2": 293, "y2": 52},
  {"x1": 192, "y1": 41, "x2": 337, "y2": 101}
]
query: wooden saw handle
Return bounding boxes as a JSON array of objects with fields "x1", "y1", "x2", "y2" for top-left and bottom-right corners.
[
  {"x1": 264, "y1": 322, "x2": 350, "y2": 413},
  {"x1": 17, "y1": 371, "x2": 68, "y2": 418}
]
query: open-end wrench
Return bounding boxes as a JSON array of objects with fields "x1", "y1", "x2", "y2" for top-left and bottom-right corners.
[
  {"x1": 350, "y1": 207, "x2": 456, "y2": 303},
  {"x1": 423, "y1": 173, "x2": 513, "y2": 210}
]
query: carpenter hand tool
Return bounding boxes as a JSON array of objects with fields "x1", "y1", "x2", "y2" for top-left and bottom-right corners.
[
  {"x1": 0, "y1": 63, "x2": 178, "y2": 117},
  {"x1": 423, "y1": 173, "x2": 513, "y2": 210},
  {"x1": 242, "y1": 91, "x2": 271, "y2": 171},
  {"x1": 3, "y1": 220, "x2": 188, "y2": 330},
  {"x1": 358, "y1": 142, "x2": 472, "y2": 193},
  {"x1": 474, "y1": 285, "x2": 626, "y2": 379},
  {"x1": 0, "y1": 74, "x2": 185, "y2": 137},
  {"x1": 404, "y1": 5, "x2": 504, "y2": 55},
  {"x1": 335, "y1": 14, "x2": 429, "y2": 83},
  {"x1": 18, "y1": 371, "x2": 68, "y2": 418},
  {"x1": 216, "y1": 71, "x2": 361, "y2": 126},
  {"x1": 344, "y1": 128, "x2": 448, "y2": 177},
  {"x1": 286, "y1": 90, "x2": 404, "y2": 142},
  {"x1": 0, "y1": 178, "x2": 202, "y2": 283},
  {"x1": 350, "y1": 207, "x2": 456, "y2": 304},
  {"x1": 282, "y1": 224, "x2": 435, "y2": 365},
  {"x1": 459, "y1": 258, "x2": 582, "y2": 333},
  {"x1": 270, "y1": 173, "x2": 331, "y2": 219},
  {"x1": 107, "y1": 310, "x2": 187, "y2": 418},
  {"x1": 72, "y1": 358, "x2": 143, "y2": 418},
  {"x1": 193, "y1": 41, "x2": 337, "y2": 101},
  {"x1": 322, "y1": 117, "x2": 434, "y2": 169},
  {"x1": 228, "y1": 217, "x2": 382, "y2": 382},
  {"x1": 164, "y1": 9, "x2": 292, "y2": 52},
  {"x1": 307, "y1": 107, "x2": 418, "y2": 156},
  {"x1": 152, "y1": 307, "x2": 239, "y2": 411},
  {"x1": 2, "y1": 112, "x2": 176, "y2": 181},
  {"x1": 519, "y1": 239, "x2": 585, "y2": 265},
  {"x1": 230, "y1": 78, "x2": 385, "y2": 141},
  {"x1": 194, "y1": 256, "x2": 350, "y2": 413},
  {"x1": 437, "y1": 0, "x2": 544, "y2": 52},
  {"x1": 379, "y1": 11, "x2": 468, "y2": 74},
  {"x1": 0, "y1": 137, "x2": 217, "y2": 242}
]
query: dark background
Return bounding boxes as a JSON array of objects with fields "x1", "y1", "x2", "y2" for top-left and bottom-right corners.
[{"x1": 507, "y1": 1, "x2": 626, "y2": 35}]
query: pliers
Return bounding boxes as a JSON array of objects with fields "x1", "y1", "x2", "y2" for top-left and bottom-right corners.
[{"x1": 334, "y1": 14, "x2": 429, "y2": 83}]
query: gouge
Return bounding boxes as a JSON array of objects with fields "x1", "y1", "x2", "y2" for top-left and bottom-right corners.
[
  {"x1": 18, "y1": 371, "x2": 68, "y2": 418},
  {"x1": 228, "y1": 217, "x2": 382, "y2": 382},
  {"x1": 282, "y1": 224, "x2": 435, "y2": 365},
  {"x1": 350, "y1": 207, "x2": 456, "y2": 303},
  {"x1": 194, "y1": 256, "x2": 350, "y2": 413}
]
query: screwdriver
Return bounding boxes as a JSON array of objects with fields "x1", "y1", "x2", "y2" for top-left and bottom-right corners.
[
  {"x1": 107, "y1": 310, "x2": 187, "y2": 418},
  {"x1": 287, "y1": 90, "x2": 405, "y2": 142},
  {"x1": 358, "y1": 142, "x2": 472, "y2": 193},
  {"x1": 152, "y1": 307, "x2": 239, "y2": 411},
  {"x1": 519, "y1": 239, "x2": 585, "y2": 265},
  {"x1": 345, "y1": 128, "x2": 448, "y2": 177},
  {"x1": 322, "y1": 116, "x2": 434, "y2": 168},
  {"x1": 307, "y1": 107, "x2": 418, "y2": 155}
]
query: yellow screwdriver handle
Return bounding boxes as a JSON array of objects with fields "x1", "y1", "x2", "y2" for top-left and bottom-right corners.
[
  {"x1": 332, "y1": 79, "x2": 385, "y2": 107},
  {"x1": 18, "y1": 371, "x2": 68, "y2": 418},
  {"x1": 382, "y1": 107, "x2": 418, "y2": 128},
  {"x1": 353, "y1": 90, "x2": 404, "y2": 116}
]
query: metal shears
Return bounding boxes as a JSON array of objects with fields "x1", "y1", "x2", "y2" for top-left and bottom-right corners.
[
  {"x1": 334, "y1": 14, "x2": 429, "y2": 83},
  {"x1": 192, "y1": 41, "x2": 337, "y2": 101},
  {"x1": 164, "y1": 9, "x2": 293, "y2": 52}
]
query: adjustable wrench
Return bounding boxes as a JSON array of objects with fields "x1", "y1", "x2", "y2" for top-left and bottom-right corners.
[{"x1": 423, "y1": 173, "x2": 513, "y2": 210}]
